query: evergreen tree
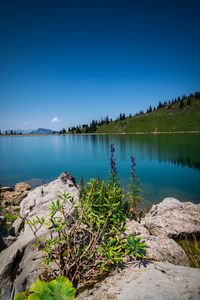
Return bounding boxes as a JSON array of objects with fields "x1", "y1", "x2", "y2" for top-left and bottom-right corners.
[
  {"x1": 187, "y1": 98, "x2": 191, "y2": 106},
  {"x1": 60, "y1": 128, "x2": 66, "y2": 134},
  {"x1": 105, "y1": 116, "x2": 109, "y2": 125},
  {"x1": 179, "y1": 99, "x2": 184, "y2": 109}
]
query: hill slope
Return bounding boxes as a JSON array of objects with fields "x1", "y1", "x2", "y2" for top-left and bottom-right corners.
[{"x1": 96, "y1": 98, "x2": 200, "y2": 133}]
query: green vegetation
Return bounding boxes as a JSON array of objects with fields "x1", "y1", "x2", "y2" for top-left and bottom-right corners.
[
  {"x1": 66, "y1": 92, "x2": 200, "y2": 134},
  {"x1": 15, "y1": 276, "x2": 76, "y2": 300},
  {"x1": 26, "y1": 180, "x2": 146, "y2": 292},
  {"x1": 176, "y1": 234, "x2": 200, "y2": 268},
  {"x1": 4, "y1": 212, "x2": 18, "y2": 224},
  {"x1": 21, "y1": 145, "x2": 146, "y2": 296}
]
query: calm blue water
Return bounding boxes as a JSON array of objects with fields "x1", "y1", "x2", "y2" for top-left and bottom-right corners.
[{"x1": 0, "y1": 134, "x2": 200, "y2": 206}]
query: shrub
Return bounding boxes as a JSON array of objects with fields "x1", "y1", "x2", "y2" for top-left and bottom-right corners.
[{"x1": 24, "y1": 144, "x2": 146, "y2": 294}]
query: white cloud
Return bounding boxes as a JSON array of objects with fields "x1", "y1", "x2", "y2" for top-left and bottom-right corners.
[{"x1": 51, "y1": 116, "x2": 61, "y2": 123}]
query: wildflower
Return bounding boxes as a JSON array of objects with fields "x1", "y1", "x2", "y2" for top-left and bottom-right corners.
[
  {"x1": 131, "y1": 156, "x2": 136, "y2": 179},
  {"x1": 110, "y1": 144, "x2": 117, "y2": 175}
]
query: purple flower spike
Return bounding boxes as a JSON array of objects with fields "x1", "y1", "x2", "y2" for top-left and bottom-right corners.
[
  {"x1": 110, "y1": 144, "x2": 117, "y2": 175},
  {"x1": 131, "y1": 156, "x2": 136, "y2": 179}
]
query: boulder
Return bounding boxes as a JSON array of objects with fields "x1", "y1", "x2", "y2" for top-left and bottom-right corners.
[
  {"x1": 126, "y1": 219, "x2": 149, "y2": 236},
  {"x1": 143, "y1": 235, "x2": 189, "y2": 266},
  {"x1": 141, "y1": 197, "x2": 200, "y2": 238},
  {"x1": 15, "y1": 182, "x2": 31, "y2": 193},
  {"x1": 126, "y1": 219, "x2": 189, "y2": 266},
  {"x1": 0, "y1": 182, "x2": 30, "y2": 206},
  {"x1": 0, "y1": 172, "x2": 79, "y2": 300},
  {"x1": 77, "y1": 262, "x2": 200, "y2": 300}
]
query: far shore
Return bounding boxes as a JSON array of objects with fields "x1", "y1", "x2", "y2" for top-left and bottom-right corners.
[{"x1": 0, "y1": 130, "x2": 200, "y2": 137}]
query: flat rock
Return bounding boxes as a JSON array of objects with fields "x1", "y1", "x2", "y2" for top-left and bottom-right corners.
[
  {"x1": 141, "y1": 197, "x2": 200, "y2": 237},
  {"x1": 0, "y1": 172, "x2": 79, "y2": 300},
  {"x1": 77, "y1": 262, "x2": 200, "y2": 300}
]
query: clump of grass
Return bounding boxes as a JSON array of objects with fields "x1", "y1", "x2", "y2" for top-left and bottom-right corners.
[{"x1": 176, "y1": 233, "x2": 200, "y2": 268}]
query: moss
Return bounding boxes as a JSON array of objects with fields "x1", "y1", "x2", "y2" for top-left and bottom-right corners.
[{"x1": 176, "y1": 233, "x2": 200, "y2": 268}]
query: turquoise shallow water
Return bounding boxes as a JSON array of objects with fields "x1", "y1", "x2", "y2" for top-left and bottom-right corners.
[{"x1": 0, "y1": 134, "x2": 200, "y2": 205}]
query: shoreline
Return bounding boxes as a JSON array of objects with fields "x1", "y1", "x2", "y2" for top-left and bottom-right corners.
[{"x1": 0, "y1": 130, "x2": 200, "y2": 137}]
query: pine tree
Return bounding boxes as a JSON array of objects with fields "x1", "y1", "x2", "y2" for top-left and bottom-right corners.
[
  {"x1": 179, "y1": 100, "x2": 184, "y2": 109},
  {"x1": 187, "y1": 98, "x2": 191, "y2": 106}
]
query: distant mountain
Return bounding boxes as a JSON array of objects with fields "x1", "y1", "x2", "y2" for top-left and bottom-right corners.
[
  {"x1": 1, "y1": 128, "x2": 55, "y2": 135},
  {"x1": 15, "y1": 129, "x2": 33, "y2": 134},
  {"x1": 29, "y1": 128, "x2": 54, "y2": 134},
  {"x1": 1, "y1": 129, "x2": 33, "y2": 134}
]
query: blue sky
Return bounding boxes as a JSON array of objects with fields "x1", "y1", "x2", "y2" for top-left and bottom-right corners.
[{"x1": 0, "y1": 0, "x2": 200, "y2": 131}]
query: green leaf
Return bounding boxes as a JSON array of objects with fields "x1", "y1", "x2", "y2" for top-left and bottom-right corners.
[
  {"x1": 29, "y1": 279, "x2": 50, "y2": 294},
  {"x1": 28, "y1": 277, "x2": 75, "y2": 300},
  {"x1": 48, "y1": 276, "x2": 76, "y2": 299},
  {"x1": 15, "y1": 293, "x2": 27, "y2": 300}
]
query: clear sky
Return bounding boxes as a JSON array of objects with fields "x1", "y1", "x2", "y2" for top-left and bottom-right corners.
[{"x1": 0, "y1": 0, "x2": 200, "y2": 131}]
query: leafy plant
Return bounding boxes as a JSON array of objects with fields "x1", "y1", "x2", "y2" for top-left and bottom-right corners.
[
  {"x1": 125, "y1": 236, "x2": 147, "y2": 259},
  {"x1": 24, "y1": 145, "x2": 147, "y2": 293},
  {"x1": 15, "y1": 276, "x2": 76, "y2": 300}
]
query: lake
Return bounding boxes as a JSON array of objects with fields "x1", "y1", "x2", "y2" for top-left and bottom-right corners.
[{"x1": 0, "y1": 134, "x2": 200, "y2": 206}]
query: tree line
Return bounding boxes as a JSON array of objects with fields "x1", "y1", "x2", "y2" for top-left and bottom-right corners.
[{"x1": 58, "y1": 91, "x2": 199, "y2": 135}]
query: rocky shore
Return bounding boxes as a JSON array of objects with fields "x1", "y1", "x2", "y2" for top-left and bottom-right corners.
[{"x1": 0, "y1": 173, "x2": 200, "y2": 300}]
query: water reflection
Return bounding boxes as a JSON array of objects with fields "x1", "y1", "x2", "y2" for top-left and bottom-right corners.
[
  {"x1": 89, "y1": 134, "x2": 200, "y2": 171},
  {"x1": 0, "y1": 134, "x2": 199, "y2": 204}
]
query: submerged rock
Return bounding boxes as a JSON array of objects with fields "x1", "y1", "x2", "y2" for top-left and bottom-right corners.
[{"x1": 0, "y1": 172, "x2": 79, "y2": 300}]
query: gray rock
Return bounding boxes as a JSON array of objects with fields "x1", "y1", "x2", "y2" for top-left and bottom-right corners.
[
  {"x1": 126, "y1": 219, "x2": 149, "y2": 236},
  {"x1": 0, "y1": 172, "x2": 79, "y2": 300},
  {"x1": 11, "y1": 217, "x2": 24, "y2": 237},
  {"x1": 13, "y1": 240, "x2": 44, "y2": 295},
  {"x1": 141, "y1": 197, "x2": 200, "y2": 237},
  {"x1": 77, "y1": 262, "x2": 200, "y2": 300},
  {"x1": 143, "y1": 235, "x2": 189, "y2": 266},
  {"x1": 3, "y1": 236, "x2": 17, "y2": 248},
  {"x1": 126, "y1": 219, "x2": 189, "y2": 266}
]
